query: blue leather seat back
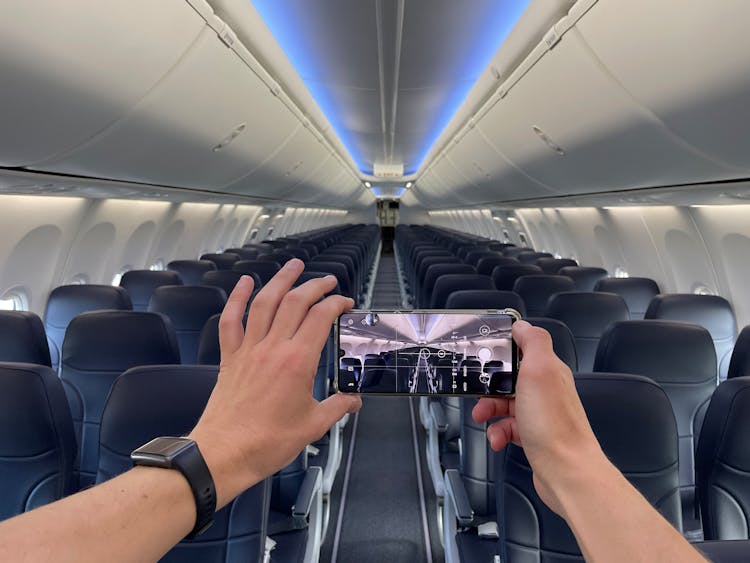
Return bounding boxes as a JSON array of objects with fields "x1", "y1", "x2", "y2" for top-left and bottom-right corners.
[
  {"x1": 727, "y1": 325, "x2": 750, "y2": 379},
  {"x1": 0, "y1": 311, "x2": 51, "y2": 366},
  {"x1": 476, "y1": 256, "x2": 519, "y2": 276},
  {"x1": 98, "y1": 365, "x2": 270, "y2": 562},
  {"x1": 284, "y1": 246, "x2": 311, "y2": 261},
  {"x1": 339, "y1": 357, "x2": 361, "y2": 391},
  {"x1": 593, "y1": 277, "x2": 660, "y2": 319},
  {"x1": 445, "y1": 290, "x2": 526, "y2": 316},
  {"x1": 500, "y1": 373, "x2": 681, "y2": 561},
  {"x1": 460, "y1": 398, "x2": 496, "y2": 518},
  {"x1": 0, "y1": 362, "x2": 76, "y2": 520},
  {"x1": 421, "y1": 264, "x2": 476, "y2": 307},
  {"x1": 430, "y1": 274, "x2": 494, "y2": 309},
  {"x1": 307, "y1": 260, "x2": 353, "y2": 298},
  {"x1": 517, "y1": 251, "x2": 553, "y2": 264},
  {"x1": 465, "y1": 251, "x2": 501, "y2": 267},
  {"x1": 696, "y1": 377, "x2": 750, "y2": 540},
  {"x1": 535, "y1": 257, "x2": 578, "y2": 274},
  {"x1": 197, "y1": 314, "x2": 222, "y2": 366},
  {"x1": 646, "y1": 294, "x2": 737, "y2": 381},
  {"x1": 594, "y1": 320, "x2": 716, "y2": 526},
  {"x1": 45, "y1": 285, "x2": 132, "y2": 371},
  {"x1": 201, "y1": 270, "x2": 261, "y2": 297},
  {"x1": 224, "y1": 247, "x2": 260, "y2": 260},
  {"x1": 167, "y1": 260, "x2": 217, "y2": 286},
  {"x1": 61, "y1": 311, "x2": 180, "y2": 488},
  {"x1": 545, "y1": 292, "x2": 630, "y2": 371},
  {"x1": 557, "y1": 266, "x2": 608, "y2": 291},
  {"x1": 200, "y1": 253, "x2": 239, "y2": 271},
  {"x1": 491, "y1": 264, "x2": 543, "y2": 291},
  {"x1": 120, "y1": 270, "x2": 182, "y2": 311},
  {"x1": 525, "y1": 317, "x2": 578, "y2": 372},
  {"x1": 513, "y1": 275, "x2": 576, "y2": 317},
  {"x1": 233, "y1": 260, "x2": 281, "y2": 284},
  {"x1": 149, "y1": 286, "x2": 227, "y2": 364},
  {"x1": 503, "y1": 247, "x2": 533, "y2": 259}
]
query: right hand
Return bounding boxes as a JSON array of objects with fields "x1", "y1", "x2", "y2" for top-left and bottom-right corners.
[{"x1": 472, "y1": 320, "x2": 604, "y2": 516}]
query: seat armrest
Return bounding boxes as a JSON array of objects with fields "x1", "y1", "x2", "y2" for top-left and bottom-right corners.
[
  {"x1": 430, "y1": 401, "x2": 449, "y2": 432},
  {"x1": 292, "y1": 466, "x2": 322, "y2": 529},
  {"x1": 444, "y1": 469, "x2": 474, "y2": 526}
]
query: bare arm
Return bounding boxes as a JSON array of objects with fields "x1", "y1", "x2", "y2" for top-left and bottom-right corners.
[
  {"x1": 0, "y1": 259, "x2": 361, "y2": 562},
  {"x1": 473, "y1": 321, "x2": 705, "y2": 563}
]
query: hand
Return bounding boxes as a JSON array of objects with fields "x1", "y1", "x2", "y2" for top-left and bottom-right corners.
[
  {"x1": 472, "y1": 320, "x2": 604, "y2": 516},
  {"x1": 189, "y1": 259, "x2": 362, "y2": 508}
]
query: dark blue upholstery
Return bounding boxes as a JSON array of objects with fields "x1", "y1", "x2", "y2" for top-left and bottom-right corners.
[
  {"x1": 119, "y1": 270, "x2": 182, "y2": 311},
  {"x1": 202, "y1": 270, "x2": 261, "y2": 297},
  {"x1": 224, "y1": 247, "x2": 260, "y2": 260},
  {"x1": 646, "y1": 294, "x2": 737, "y2": 381},
  {"x1": 512, "y1": 275, "x2": 576, "y2": 317},
  {"x1": 594, "y1": 320, "x2": 716, "y2": 534},
  {"x1": 525, "y1": 317, "x2": 578, "y2": 372},
  {"x1": 233, "y1": 260, "x2": 281, "y2": 284},
  {"x1": 149, "y1": 286, "x2": 226, "y2": 364},
  {"x1": 593, "y1": 277, "x2": 660, "y2": 319},
  {"x1": 558, "y1": 266, "x2": 608, "y2": 291},
  {"x1": 499, "y1": 373, "x2": 681, "y2": 561},
  {"x1": 0, "y1": 362, "x2": 76, "y2": 520},
  {"x1": 727, "y1": 326, "x2": 750, "y2": 379},
  {"x1": 697, "y1": 377, "x2": 750, "y2": 540},
  {"x1": 695, "y1": 540, "x2": 750, "y2": 562},
  {"x1": 167, "y1": 260, "x2": 217, "y2": 286},
  {"x1": 491, "y1": 264, "x2": 543, "y2": 291},
  {"x1": 465, "y1": 250, "x2": 501, "y2": 267},
  {"x1": 0, "y1": 311, "x2": 51, "y2": 366},
  {"x1": 534, "y1": 257, "x2": 578, "y2": 274},
  {"x1": 307, "y1": 260, "x2": 354, "y2": 299},
  {"x1": 421, "y1": 264, "x2": 476, "y2": 307},
  {"x1": 503, "y1": 247, "x2": 533, "y2": 259},
  {"x1": 44, "y1": 285, "x2": 132, "y2": 372},
  {"x1": 284, "y1": 246, "x2": 311, "y2": 261},
  {"x1": 338, "y1": 357, "x2": 361, "y2": 391},
  {"x1": 475, "y1": 256, "x2": 519, "y2": 277},
  {"x1": 97, "y1": 365, "x2": 270, "y2": 562},
  {"x1": 430, "y1": 274, "x2": 494, "y2": 309},
  {"x1": 545, "y1": 292, "x2": 630, "y2": 371},
  {"x1": 517, "y1": 251, "x2": 553, "y2": 264},
  {"x1": 445, "y1": 290, "x2": 526, "y2": 316},
  {"x1": 60, "y1": 311, "x2": 180, "y2": 489},
  {"x1": 200, "y1": 253, "x2": 240, "y2": 270}
]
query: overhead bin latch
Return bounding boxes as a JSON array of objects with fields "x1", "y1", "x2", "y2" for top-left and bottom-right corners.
[
  {"x1": 216, "y1": 22, "x2": 237, "y2": 48},
  {"x1": 543, "y1": 26, "x2": 561, "y2": 50}
]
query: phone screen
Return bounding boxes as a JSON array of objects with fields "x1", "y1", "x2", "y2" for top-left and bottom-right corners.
[{"x1": 335, "y1": 310, "x2": 519, "y2": 396}]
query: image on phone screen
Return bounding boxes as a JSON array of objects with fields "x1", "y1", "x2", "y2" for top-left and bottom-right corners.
[{"x1": 336, "y1": 311, "x2": 517, "y2": 396}]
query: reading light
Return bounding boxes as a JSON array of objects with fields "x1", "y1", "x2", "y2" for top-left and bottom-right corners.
[
  {"x1": 405, "y1": 182, "x2": 413, "y2": 188},
  {"x1": 259, "y1": 214, "x2": 270, "y2": 219},
  {"x1": 364, "y1": 181, "x2": 372, "y2": 188}
]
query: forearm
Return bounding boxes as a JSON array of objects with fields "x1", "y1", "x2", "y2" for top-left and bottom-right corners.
[
  {"x1": 555, "y1": 454, "x2": 706, "y2": 563},
  {"x1": 0, "y1": 467, "x2": 195, "y2": 563}
]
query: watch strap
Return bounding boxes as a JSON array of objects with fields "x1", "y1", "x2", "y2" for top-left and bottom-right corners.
[{"x1": 173, "y1": 442, "x2": 216, "y2": 538}]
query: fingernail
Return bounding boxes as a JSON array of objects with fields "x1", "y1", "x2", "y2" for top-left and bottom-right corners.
[
  {"x1": 514, "y1": 320, "x2": 530, "y2": 328},
  {"x1": 240, "y1": 275, "x2": 251, "y2": 283},
  {"x1": 325, "y1": 274, "x2": 337, "y2": 282},
  {"x1": 285, "y1": 258, "x2": 303, "y2": 271}
]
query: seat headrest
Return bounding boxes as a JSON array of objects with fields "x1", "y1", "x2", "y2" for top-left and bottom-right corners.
[
  {"x1": 645, "y1": 294, "x2": 736, "y2": 340},
  {"x1": 62, "y1": 311, "x2": 180, "y2": 371},
  {"x1": 445, "y1": 290, "x2": 526, "y2": 316},
  {"x1": 545, "y1": 292, "x2": 629, "y2": 336},
  {"x1": 431, "y1": 274, "x2": 495, "y2": 308},
  {"x1": 119, "y1": 270, "x2": 182, "y2": 309},
  {"x1": 340, "y1": 357, "x2": 362, "y2": 368},
  {"x1": 513, "y1": 275, "x2": 576, "y2": 315},
  {"x1": 293, "y1": 271, "x2": 341, "y2": 294},
  {"x1": 167, "y1": 260, "x2": 217, "y2": 285},
  {"x1": 490, "y1": 264, "x2": 543, "y2": 291},
  {"x1": 460, "y1": 358, "x2": 482, "y2": 369},
  {"x1": 593, "y1": 277, "x2": 660, "y2": 317},
  {"x1": 727, "y1": 325, "x2": 750, "y2": 379},
  {"x1": 517, "y1": 251, "x2": 553, "y2": 264},
  {"x1": 364, "y1": 357, "x2": 386, "y2": 368},
  {"x1": 271, "y1": 251, "x2": 296, "y2": 265},
  {"x1": 45, "y1": 285, "x2": 132, "y2": 328},
  {"x1": 557, "y1": 266, "x2": 608, "y2": 291},
  {"x1": 594, "y1": 320, "x2": 717, "y2": 384},
  {"x1": 148, "y1": 286, "x2": 227, "y2": 328},
  {"x1": 535, "y1": 257, "x2": 578, "y2": 274},
  {"x1": 233, "y1": 260, "x2": 281, "y2": 282},
  {"x1": 200, "y1": 253, "x2": 239, "y2": 270},
  {"x1": 202, "y1": 270, "x2": 260, "y2": 295},
  {"x1": 475, "y1": 256, "x2": 519, "y2": 276},
  {"x1": 0, "y1": 311, "x2": 51, "y2": 366},
  {"x1": 224, "y1": 248, "x2": 260, "y2": 260},
  {"x1": 525, "y1": 317, "x2": 578, "y2": 372}
]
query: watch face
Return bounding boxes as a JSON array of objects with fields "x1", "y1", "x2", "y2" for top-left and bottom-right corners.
[{"x1": 134, "y1": 437, "x2": 193, "y2": 460}]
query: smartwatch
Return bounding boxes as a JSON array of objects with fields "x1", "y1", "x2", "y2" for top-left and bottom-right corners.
[{"x1": 131, "y1": 436, "x2": 216, "y2": 538}]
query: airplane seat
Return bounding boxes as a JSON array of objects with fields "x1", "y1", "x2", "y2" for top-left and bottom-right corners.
[
  {"x1": 61, "y1": 311, "x2": 180, "y2": 489},
  {"x1": 456, "y1": 245, "x2": 489, "y2": 262},
  {"x1": 413, "y1": 252, "x2": 456, "y2": 293},
  {"x1": 488, "y1": 243, "x2": 515, "y2": 252},
  {"x1": 196, "y1": 313, "x2": 250, "y2": 366},
  {"x1": 545, "y1": 292, "x2": 630, "y2": 371},
  {"x1": 338, "y1": 357, "x2": 361, "y2": 391},
  {"x1": 97, "y1": 365, "x2": 271, "y2": 562},
  {"x1": 242, "y1": 243, "x2": 274, "y2": 256},
  {"x1": 360, "y1": 367, "x2": 399, "y2": 393},
  {"x1": 307, "y1": 260, "x2": 354, "y2": 301},
  {"x1": 119, "y1": 270, "x2": 183, "y2": 311},
  {"x1": 167, "y1": 260, "x2": 218, "y2": 286},
  {"x1": 0, "y1": 311, "x2": 52, "y2": 366},
  {"x1": 558, "y1": 266, "x2": 609, "y2": 291},
  {"x1": 464, "y1": 250, "x2": 501, "y2": 268},
  {"x1": 696, "y1": 376, "x2": 750, "y2": 541},
  {"x1": 503, "y1": 247, "x2": 534, "y2": 259},
  {"x1": 524, "y1": 318, "x2": 579, "y2": 372},
  {"x1": 44, "y1": 285, "x2": 132, "y2": 372},
  {"x1": 201, "y1": 270, "x2": 262, "y2": 298},
  {"x1": 495, "y1": 373, "x2": 681, "y2": 562},
  {"x1": 317, "y1": 251, "x2": 360, "y2": 292},
  {"x1": 300, "y1": 242, "x2": 319, "y2": 258},
  {"x1": 475, "y1": 256, "x2": 519, "y2": 277},
  {"x1": 233, "y1": 260, "x2": 281, "y2": 285},
  {"x1": 445, "y1": 290, "x2": 526, "y2": 316},
  {"x1": 727, "y1": 325, "x2": 750, "y2": 379},
  {"x1": 200, "y1": 253, "x2": 240, "y2": 271},
  {"x1": 484, "y1": 360, "x2": 512, "y2": 394},
  {"x1": 223, "y1": 247, "x2": 260, "y2": 261},
  {"x1": 593, "y1": 277, "x2": 660, "y2": 320},
  {"x1": 490, "y1": 264, "x2": 543, "y2": 291},
  {"x1": 148, "y1": 286, "x2": 227, "y2": 365},
  {"x1": 0, "y1": 362, "x2": 76, "y2": 520},
  {"x1": 517, "y1": 251, "x2": 553, "y2": 264},
  {"x1": 645, "y1": 294, "x2": 737, "y2": 382},
  {"x1": 270, "y1": 251, "x2": 297, "y2": 265},
  {"x1": 429, "y1": 274, "x2": 494, "y2": 309},
  {"x1": 293, "y1": 271, "x2": 342, "y2": 296},
  {"x1": 256, "y1": 255, "x2": 284, "y2": 267},
  {"x1": 420, "y1": 264, "x2": 476, "y2": 308},
  {"x1": 534, "y1": 257, "x2": 578, "y2": 274},
  {"x1": 594, "y1": 320, "x2": 717, "y2": 538},
  {"x1": 512, "y1": 275, "x2": 576, "y2": 317},
  {"x1": 283, "y1": 246, "x2": 311, "y2": 261}
]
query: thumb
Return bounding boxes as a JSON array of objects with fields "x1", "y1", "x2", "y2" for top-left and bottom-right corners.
[{"x1": 308, "y1": 394, "x2": 362, "y2": 441}]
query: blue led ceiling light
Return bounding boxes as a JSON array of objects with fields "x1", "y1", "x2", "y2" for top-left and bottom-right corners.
[{"x1": 372, "y1": 187, "x2": 406, "y2": 198}]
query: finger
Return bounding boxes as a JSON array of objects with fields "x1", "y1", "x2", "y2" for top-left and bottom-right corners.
[
  {"x1": 244, "y1": 259, "x2": 304, "y2": 344},
  {"x1": 218, "y1": 275, "x2": 255, "y2": 356},
  {"x1": 473, "y1": 397, "x2": 511, "y2": 423},
  {"x1": 294, "y1": 294, "x2": 355, "y2": 355},
  {"x1": 306, "y1": 394, "x2": 363, "y2": 443},
  {"x1": 513, "y1": 321, "x2": 555, "y2": 358},
  {"x1": 267, "y1": 275, "x2": 339, "y2": 340},
  {"x1": 486, "y1": 417, "x2": 520, "y2": 451}
]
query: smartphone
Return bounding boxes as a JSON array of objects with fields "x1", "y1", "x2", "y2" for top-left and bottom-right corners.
[{"x1": 335, "y1": 309, "x2": 520, "y2": 396}]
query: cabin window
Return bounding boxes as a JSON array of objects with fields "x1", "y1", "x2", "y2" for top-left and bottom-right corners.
[
  {"x1": 267, "y1": 227, "x2": 275, "y2": 238},
  {"x1": 693, "y1": 284, "x2": 715, "y2": 296},
  {"x1": 111, "y1": 266, "x2": 132, "y2": 286},
  {"x1": 614, "y1": 267, "x2": 629, "y2": 279},
  {"x1": 0, "y1": 291, "x2": 27, "y2": 311},
  {"x1": 149, "y1": 260, "x2": 165, "y2": 271},
  {"x1": 69, "y1": 274, "x2": 88, "y2": 285},
  {"x1": 502, "y1": 230, "x2": 511, "y2": 243},
  {"x1": 248, "y1": 229, "x2": 259, "y2": 242},
  {"x1": 518, "y1": 233, "x2": 528, "y2": 246}
]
